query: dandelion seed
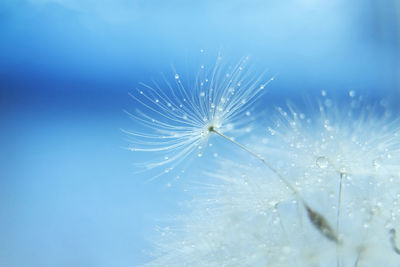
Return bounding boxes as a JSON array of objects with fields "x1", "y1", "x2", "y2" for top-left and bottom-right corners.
[
  {"x1": 124, "y1": 56, "x2": 273, "y2": 175},
  {"x1": 305, "y1": 205, "x2": 339, "y2": 243},
  {"x1": 389, "y1": 228, "x2": 400, "y2": 255},
  {"x1": 130, "y1": 55, "x2": 339, "y2": 246}
]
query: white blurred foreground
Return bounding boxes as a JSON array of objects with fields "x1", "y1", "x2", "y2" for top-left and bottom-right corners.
[{"x1": 143, "y1": 93, "x2": 400, "y2": 266}]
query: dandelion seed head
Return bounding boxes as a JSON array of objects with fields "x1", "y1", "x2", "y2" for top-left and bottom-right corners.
[
  {"x1": 125, "y1": 56, "x2": 272, "y2": 176},
  {"x1": 144, "y1": 96, "x2": 400, "y2": 266}
]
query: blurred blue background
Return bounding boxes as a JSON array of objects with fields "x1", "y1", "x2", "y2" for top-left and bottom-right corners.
[{"x1": 1, "y1": 0, "x2": 399, "y2": 266}]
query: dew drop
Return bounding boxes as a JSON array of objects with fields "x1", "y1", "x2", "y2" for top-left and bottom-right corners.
[
  {"x1": 321, "y1": 90, "x2": 327, "y2": 96},
  {"x1": 267, "y1": 127, "x2": 276, "y2": 136},
  {"x1": 373, "y1": 158, "x2": 382, "y2": 169},
  {"x1": 197, "y1": 152, "x2": 203, "y2": 157},
  {"x1": 316, "y1": 156, "x2": 329, "y2": 169},
  {"x1": 174, "y1": 74, "x2": 179, "y2": 80},
  {"x1": 200, "y1": 64, "x2": 204, "y2": 69},
  {"x1": 155, "y1": 99, "x2": 159, "y2": 103},
  {"x1": 139, "y1": 91, "x2": 143, "y2": 94},
  {"x1": 213, "y1": 153, "x2": 218, "y2": 158},
  {"x1": 200, "y1": 92, "x2": 205, "y2": 97},
  {"x1": 349, "y1": 90, "x2": 356, "y2": 97},
  {"x1": 260, "y1": 85, "x2": 265, "y2": 90}
]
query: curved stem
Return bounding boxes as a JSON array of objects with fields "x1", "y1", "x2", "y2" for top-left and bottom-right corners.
[{"x1": 210, "y1": 128, "x2": 301, "y2": 201}]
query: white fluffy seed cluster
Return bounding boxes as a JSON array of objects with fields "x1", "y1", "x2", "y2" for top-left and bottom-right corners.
[{"x1": 142, "y1": 92, "x2": 400, "y2": 266}]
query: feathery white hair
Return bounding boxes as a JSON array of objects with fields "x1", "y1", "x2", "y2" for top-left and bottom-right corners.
[{"x1": 125, "y1": 56, "x2": 272, "y2": 174}]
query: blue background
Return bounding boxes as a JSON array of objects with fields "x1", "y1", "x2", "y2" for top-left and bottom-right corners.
[{"x1": 1, "y1": 1, "x2": 399, "y2": 266}]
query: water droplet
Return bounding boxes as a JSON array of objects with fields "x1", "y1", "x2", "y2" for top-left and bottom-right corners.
[
  {"x1": 213, "y1": 153, "x2": 218, "y2": 158},
  {"x1": 245, "y1": 111, "x2": 251, "y2": 116},
  {"x1": 373, "y1": 158, "x2": 382, "y2": 169},
  {"x1": 267, "y1": 127, "x2": 276, "y2": 136},
  {"x1": 155, "y1": 99, "x2": 159, "y2": 103},
  {"x1": 200, "y1": 92, "x2": 205, "y2": 97},
  {"x1": 174, "y1": 74, "x2": 179, "y2": 79},
  {"x1": 139, "y1": 91, "x2": 143, "y2": 94},
  {"x1": 164, "y1": 156, "x2": 169, "y2": 160},
  {"x1": 200, "y1": 64, "x2": 204, "y2": 69},
  {"x1": 316, "y1": 156, "x2": 329, "y2": 168},
  {"x1": 349, "y1": 90, "x2": 355, "y2": 97},
  {"x1": 197, "y1": 152, "x2": 203, "y2": 157},
  {"x1": 260, "y1": 85, "x2": 265, "y2": 90},
  {"x1": 200, "y1": 49, "x2": 204, "y2": 53},
  {"x1": 321, "y1": 90, "x2": 327, "y2": 96}
]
